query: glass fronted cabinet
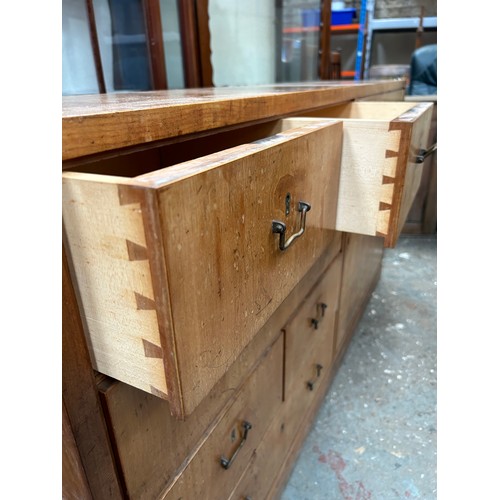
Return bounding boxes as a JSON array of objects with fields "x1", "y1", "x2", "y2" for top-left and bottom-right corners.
[{"x1": 62, "y1": 0, "x2": 325, "y2": 95}]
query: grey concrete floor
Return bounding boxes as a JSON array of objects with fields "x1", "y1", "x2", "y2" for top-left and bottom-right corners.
[{"x1": 281, "y1": 234, "x2": 437, "y2": 500}]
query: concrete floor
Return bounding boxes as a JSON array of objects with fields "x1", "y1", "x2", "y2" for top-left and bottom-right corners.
[{"x1": 281, "y1": 234, "x2": 437, "y2": 500}]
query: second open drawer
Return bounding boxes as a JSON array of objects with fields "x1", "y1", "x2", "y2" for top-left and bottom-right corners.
[{"x1": 299, "y1": 100, "x2": 434, "y2": 247}]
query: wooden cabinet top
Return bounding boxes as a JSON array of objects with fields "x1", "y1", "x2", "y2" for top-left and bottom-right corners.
[{"x1": 62, "y1": 80, "x2": 404, "y2": 161}]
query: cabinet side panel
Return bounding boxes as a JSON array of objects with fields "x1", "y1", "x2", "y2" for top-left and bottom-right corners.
[{"x1": 63, "y1": 176, "x2": 168, "y2": 397}]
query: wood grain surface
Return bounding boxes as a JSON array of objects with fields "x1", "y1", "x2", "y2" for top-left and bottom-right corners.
[{"x1": 62, "y1": 81, "x2": 405, "y2": 160}]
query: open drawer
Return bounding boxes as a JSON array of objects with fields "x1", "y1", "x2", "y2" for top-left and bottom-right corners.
[
  {"x1": 298, "y1": 101, "x2": 434, "y2": 247},
  {"x1": 62, "y1": 118, "x2": 342, "y2": 418}
]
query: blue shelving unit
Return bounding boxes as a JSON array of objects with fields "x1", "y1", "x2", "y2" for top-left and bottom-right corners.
[{"x1": 354, "y1": 0, "x2": 368, "y2": 80}]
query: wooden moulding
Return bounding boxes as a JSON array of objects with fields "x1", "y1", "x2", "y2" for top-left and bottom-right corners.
[
  {"x1": 63, "y1": 118, "x2": 343, "y2": 418},
  {"x1": 299, "y1": 100, "x2": 434, "y2": 247}
]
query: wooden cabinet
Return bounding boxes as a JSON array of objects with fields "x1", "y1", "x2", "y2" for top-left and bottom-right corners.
[{"x1": 62, "y1": 81, "x2": 431, "y2": 499}]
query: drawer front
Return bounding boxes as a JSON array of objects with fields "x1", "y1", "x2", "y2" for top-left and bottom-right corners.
[
  {"x1": 162, "y1": 333, "x2": 284, "y2": 500},
  {"x1": 228, "y1": 408, "x2": 289, "y2": 500},
  {"x1": 298, "y1": 101, "x2": 434, "y2": 247},
  {"x1": 284, "y1": 254, "x2": 342, "y2": 399},
  {"x1": 63, "y1": 118, "x2": 342, "y2": 417}
]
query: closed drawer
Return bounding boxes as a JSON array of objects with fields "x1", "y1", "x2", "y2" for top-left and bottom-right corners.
[
  {"x1": 229, "y1": 257, "x2": 344, "y2": 500},
  {"x1": 63, "y1": 118, "x2": 343, "y2": 417},
  {"x1": 284, "y1": 253, "x2": 342, "y2": 399},
  {"x1": 228, "y1": 409, "x2": 288, "y2": 500},
  {"x1": 299, "y1": 101, "x2": 434, "y2": 247},
  {"x1": 162, "y1": 333, "x2": 284, "y2": 499}
]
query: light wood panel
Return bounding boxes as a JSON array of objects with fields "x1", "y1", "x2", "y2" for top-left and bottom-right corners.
[
  {"x1": 299, "y1": 101, "x2": 434, "y2": 247},
  {"x1": 356, "y1": 88, "x2": 406, "y2": 102},
  {"x1": 62, "y1": 81, "x2": 405, "y2": 160},
  {"x1": 63, "y1": 119, "x2": 343, "y2": 418}
]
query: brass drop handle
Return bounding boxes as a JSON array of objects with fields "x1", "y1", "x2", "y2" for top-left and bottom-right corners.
[
  {"x1": 220, "y1": 421, "x2": 252, "y2": 470},
  {"x1": 311, "y1": 303, "x2": 328, "y2": 330},
  {"x1": 307, "y1": 364, "x2": 324, "y2": 391},
  {"x1": 272, "y1": 201, "x2": 311, "y2": 251},
  {"x1": 415, "y1": 142, "x2": 437, "y2": 163}
]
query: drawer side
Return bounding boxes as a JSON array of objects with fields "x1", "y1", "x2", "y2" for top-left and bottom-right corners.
[
  {"x1": 62, "y1": 177, "x2": 169, "y2": 399},
  {"x1": 335, "y1": 120, "x2": 402, "y2": 237}
]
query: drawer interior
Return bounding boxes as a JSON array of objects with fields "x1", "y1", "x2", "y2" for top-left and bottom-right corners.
[
  {"x1": 64, "y1": 119, "x2": 298, "y2": 177},
  {"x1": 302, "y1": 101, "x2": 418, "y2": 121}
]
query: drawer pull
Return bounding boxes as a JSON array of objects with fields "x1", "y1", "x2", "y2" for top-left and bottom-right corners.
[
  {"x1": 272, "y1": 201, "x2": 311, "y2": 251},
  {"x1": 220, "y1": 421, "x2": 252, "y2": 470},
  {"x1": 311, "y1": 303, "x2": 328, "y2": 329},
  {"x1": 415, "y1": 142, "x2": 437, "y2": 163},
  {"x1": 307, "y1": 364, "x2": 323, "y2": 391}
]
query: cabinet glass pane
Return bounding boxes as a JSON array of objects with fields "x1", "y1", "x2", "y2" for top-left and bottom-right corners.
[
  {"x1": 62, "y1": 0, "x2": 99, "y2": 95},
  {"x1": 278, "y1": 0, "x2": 321, "y2": 82},
  {"x1": 159, "y1": 0, "x2": 185, "y2": 89},
  {"x1": 94, "y1": 0, "x2": 152, "y2": 92},
  {"x1": 209, "y1": 0, "x2": 277, "y2": 86}
]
